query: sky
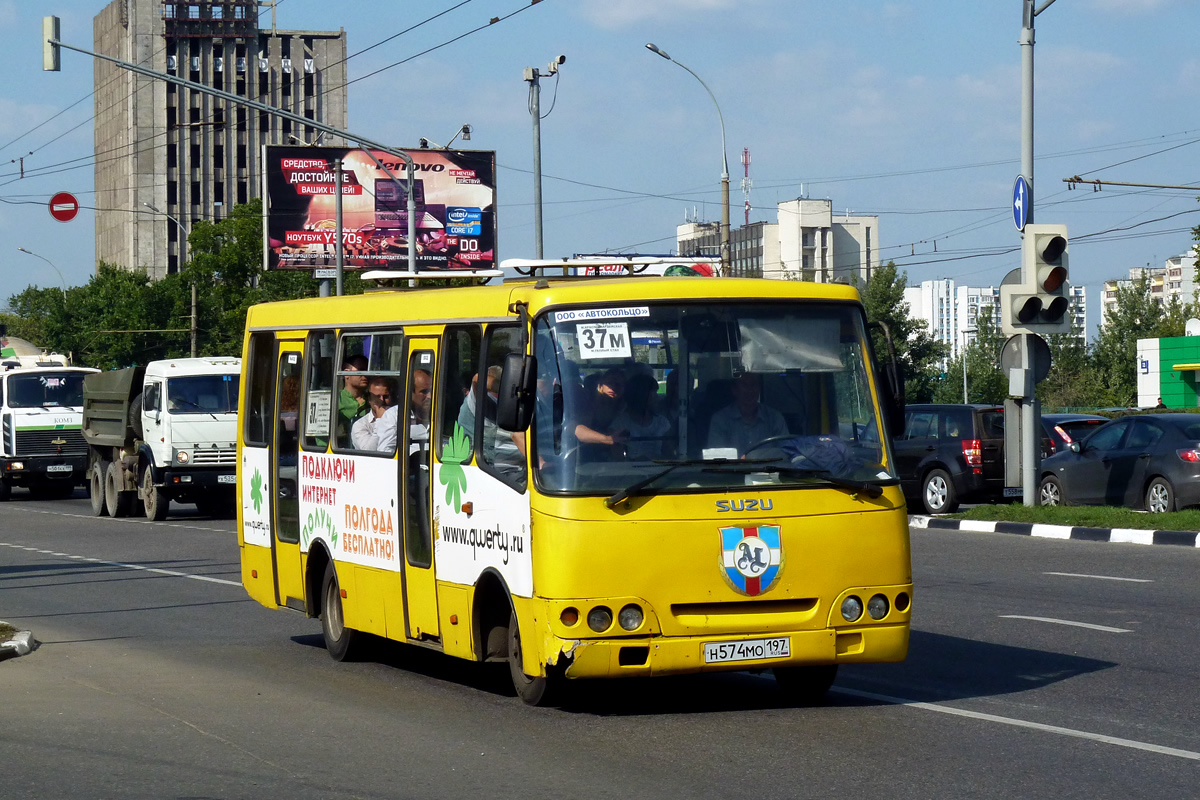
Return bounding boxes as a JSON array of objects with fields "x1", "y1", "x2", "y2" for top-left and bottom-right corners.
[{"x1": 1, "y1": 0, "x2": 1198, "y2": 341}]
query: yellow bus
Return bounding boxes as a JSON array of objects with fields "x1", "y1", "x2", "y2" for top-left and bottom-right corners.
[{"x1": 237, "y1": 273, "x2": 912, "y2": 705}]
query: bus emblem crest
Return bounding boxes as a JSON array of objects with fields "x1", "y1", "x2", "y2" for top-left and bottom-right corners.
[{"x1": 720, "y1": 526, "x2": 782, "y2": 597}]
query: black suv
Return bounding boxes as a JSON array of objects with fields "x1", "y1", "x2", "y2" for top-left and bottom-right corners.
[{"x1": 893, "y1": 404, "x2": 1006, "y2": 514}]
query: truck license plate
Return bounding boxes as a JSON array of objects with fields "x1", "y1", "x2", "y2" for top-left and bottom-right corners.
[
  {"x1": 703, "y1": 637, "x2": 791, "y2": 664},
  {"x1": 217, "y1": 474, "x2": 236, "y2": 484},
  {"x1": 46, "y1": 464, "x2": 73, "y2": 473}
]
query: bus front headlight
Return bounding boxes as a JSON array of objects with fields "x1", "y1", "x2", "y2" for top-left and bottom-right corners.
[
  {"x1": 587, "y1": 606, "x2": 613, "y2": 633},
  {"x1": 618, "y1": 604, "x2": 643, "y2": 631},
  {"x1": 841, "y1": 595, "x2": 863, "y2": 622}
]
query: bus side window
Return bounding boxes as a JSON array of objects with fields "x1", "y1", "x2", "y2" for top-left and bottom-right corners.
[
  {"x1": 405, "y1": 350, "x2": 435, "y2": 568},
  {"x1": 479, "y1": 325, "x2": 527, "y2": 492},
  {"x1": 244, "y1": 331, "x2": 275, "y2": 446},
  {"x1": 303, "y1": 330, "x2": 336, "y2": 450},
  {"x1": 439, "y1": 325, "x2": 480, "y2": 462}
]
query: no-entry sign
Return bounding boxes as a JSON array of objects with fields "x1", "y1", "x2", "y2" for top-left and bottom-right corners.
[{"x1": 49, "y1": 191, "x2": 79, "y2": 223}]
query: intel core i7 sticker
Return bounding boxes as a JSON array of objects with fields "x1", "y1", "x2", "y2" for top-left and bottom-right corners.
[{"x1": 576, "y1": 322, "x2": 631, "y2": 359}]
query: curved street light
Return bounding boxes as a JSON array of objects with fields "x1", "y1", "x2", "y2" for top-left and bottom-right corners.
[
  {"x1": 16, "y1": 247, "x2": 67, "y2": 296},
  {"x1": 143, "y1": 202, "x2": 196, "y2": 356},
  {"x1": 645, "y1": 43, "x2": 730, "y2": 276}
]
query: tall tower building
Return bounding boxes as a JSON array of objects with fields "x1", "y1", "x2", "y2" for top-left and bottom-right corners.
[{"x1": 94, "y1": 0, "x2": 348, "y2": 279}]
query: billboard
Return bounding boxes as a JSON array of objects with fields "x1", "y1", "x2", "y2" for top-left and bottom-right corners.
[
  {"x1": 573, "y1": 258, "x2": 717, "y2": 277},
  {"x1": 263, "y1": 146, "x2": 496, "y2": 271}
]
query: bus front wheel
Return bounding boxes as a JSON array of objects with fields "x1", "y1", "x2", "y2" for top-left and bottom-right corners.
[
  {"x1": 321, "y1": 561, "x2": 360, "y2": 662},
  {"x1": 508, "y1": 610, "x2": 558, "y2": 706},
  {"x1": 774, "y1": 664, "x2": 837, "y2": 705}
]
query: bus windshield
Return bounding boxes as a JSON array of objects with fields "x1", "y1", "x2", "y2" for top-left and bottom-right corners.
[
  {"x1": 167, "y1": 375, "x2": 240, "y2": 414},
  {"x1": 6, "y1": 373, "x2": 86, "y2": 408},
  {"x1": 532, "y1": 301, "x2": 895, "y2": 495}
]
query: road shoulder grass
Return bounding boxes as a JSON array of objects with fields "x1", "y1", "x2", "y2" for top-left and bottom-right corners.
[{"x1": 946, "y1": 504, "x2": 1200, "y2": 531}]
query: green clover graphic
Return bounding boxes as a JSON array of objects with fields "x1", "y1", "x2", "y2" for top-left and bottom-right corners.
[
  {"x1": 250, "y1": 468, "x2": 264, "y2": 514},
  {"x1": 439, "y1": 422, "x2": 470, "y2": 514}
]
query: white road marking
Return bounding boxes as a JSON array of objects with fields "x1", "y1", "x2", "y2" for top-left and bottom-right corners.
[
  {"x1": 17, "y1": 507, "x2": 229, "y2": 533},
  {"x1": 833, "y1": 687, "x2": 1200, "y2": 761},
  {"x1": 0, "y1": 542, "x2": 241, "y2": 587},
  {"x1": 1044, "y1": 572, "x2": 1153, "y2": 583},
  {"x1": 1000, "y1": 615, "x2": 1132, "y2": 633}
]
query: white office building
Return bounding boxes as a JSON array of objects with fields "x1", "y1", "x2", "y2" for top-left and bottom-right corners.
[{"x1": 676, "y1": 198, "x2": 879, "y2": 283}]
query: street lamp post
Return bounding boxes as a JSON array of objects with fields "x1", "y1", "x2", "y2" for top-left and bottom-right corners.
[
  {"x1": 144, "y1": 202, "x2": 196, "y2": 357},
  {"x1": 16, "y1": 247, "x2": 67, "y2": 297},
  {"x1": 961, "y1": 328, "x2": 977, "y2": 403},
  {"x1": 645, "y1": 43, "x2": 730, "y2": 277}
]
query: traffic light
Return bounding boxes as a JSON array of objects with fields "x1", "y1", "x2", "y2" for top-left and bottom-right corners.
[{"x1": 1000, "y1": 223, "x2": 1070, "y2": 335}]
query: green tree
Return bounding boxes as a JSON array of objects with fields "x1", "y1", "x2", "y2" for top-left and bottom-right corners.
[
  {"x1": 1091, "y1": 275, "x2": 1164, "y2": 407},
  {"x1": 932, "y1": 306, "x2": 1006, "y2": 404},
  {"x1": 856, "y1": 263, "x2": 948, "y2": 402}
]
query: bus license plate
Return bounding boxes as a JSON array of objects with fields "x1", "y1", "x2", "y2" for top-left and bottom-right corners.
[
  {"x1": 703, "y1": 637, "x2": 791, "y2": 664},
  {"x1": 46, "y1": 464, "x2": 73, "y2": 473},
  {"x1": 217, "y1": 474, "x2": 236, "y2": 484}
]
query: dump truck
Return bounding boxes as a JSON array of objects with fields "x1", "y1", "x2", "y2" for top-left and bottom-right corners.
[
  {"x1": 0, "y1": 350, "x2": 98, "y2": 500},
  {"x1": 82, "y1": 357, "x2": 240, "y2": 519}
]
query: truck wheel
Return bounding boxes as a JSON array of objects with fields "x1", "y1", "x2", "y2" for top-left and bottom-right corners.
[
  {"x1": 142, "y1": 466, "x2": 168, "y2": 521},
  {"x1": 89, "y1": 461, "x2": 111, "y2": 516},
  {"x1": 105, "y1": 462, "x2": 132, "y2": 518}
]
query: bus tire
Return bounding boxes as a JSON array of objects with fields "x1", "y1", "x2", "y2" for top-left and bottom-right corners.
[
  {"x1": 321, "y1": 561, "x2": 360, "y2": 662},
  {"x1": 104, "y1": 462, "x2": 132, "y2": 518},
  {"x1": 508, "y1": 609, "x2": 558, "y2": 706},
  {"x1": 774, "y1": 664, "x2": 838, "y2": 705},
  {"x1": 89, "y1": 460, "x2": 110, "y2": 516},
  {"x1": 142, "y1": 466, "x2": 168, "y2": 521}
]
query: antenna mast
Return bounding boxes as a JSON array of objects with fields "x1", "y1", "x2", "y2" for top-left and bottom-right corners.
[{"x1": 740, "y1": 147, "x2": 752, "y2": 226}]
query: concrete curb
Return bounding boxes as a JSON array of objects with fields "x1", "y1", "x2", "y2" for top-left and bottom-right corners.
[
  {"x1": 909, "y1": 515, "x2": 1200, "y2": 548},
  {"x1": 0, "y1": 624, "x2": 38, "y2": 661}
]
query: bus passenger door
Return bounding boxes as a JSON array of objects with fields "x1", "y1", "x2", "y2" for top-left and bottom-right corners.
[
  {"x1": 402, "y1": 343, "x2": 439, "y2": 640},
  {"x1": 272, "y1": 344, "x2": 306, "y2": 610}
]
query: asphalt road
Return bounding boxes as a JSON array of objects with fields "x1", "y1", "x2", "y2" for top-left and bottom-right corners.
[{"x1": 2, "y1": 488, "x2": 1197, "y2": 799}]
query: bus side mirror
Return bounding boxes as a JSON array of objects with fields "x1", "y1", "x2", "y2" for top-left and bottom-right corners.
[
  {"x1": 496, "y1": 353, "x2": 537, "y2": 432},
  {"x1": 882, "y1": 361, "x2": 906, "y2": 437},
  {"x1": 868, "y1": 320, "x2": 905, "y2": 437}
]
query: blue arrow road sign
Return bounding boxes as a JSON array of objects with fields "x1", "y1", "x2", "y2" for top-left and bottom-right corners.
[{"x1": 1012, "y1": 176, "x2": 1030, "y2": 231}]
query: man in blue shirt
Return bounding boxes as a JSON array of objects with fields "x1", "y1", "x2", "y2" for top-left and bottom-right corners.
[{"x1": 706, "y1": 372, "x2": 789, "y2": 458}]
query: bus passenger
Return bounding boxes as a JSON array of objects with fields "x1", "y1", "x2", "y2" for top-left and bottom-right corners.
[
  {"x1": 409, "y1": 368, "x2": 433, "y2": 449},
  {"x1": 706, "y1": 372, "x2": 788, "y2": 458},
  {"x1": 352, "y1": 376, "x2": 398, "y2": 452},
  {"x1": 574, "y1": 368, "x2": 628, "y2": 449},
  {"x1": 611, "y1": 373, "x2": 671, "y2": 460},
  {"x1": 337, "y1": 355, "x2": 369, "y2": 446}
]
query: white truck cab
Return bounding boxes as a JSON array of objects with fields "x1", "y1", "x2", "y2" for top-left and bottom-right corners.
[{"x1": 0, "y1": 352, "x2": 99, "y2": 500}]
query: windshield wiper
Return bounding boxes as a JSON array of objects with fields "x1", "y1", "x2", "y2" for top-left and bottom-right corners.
[
  {"x1": 709, "y1": 462, "x2": 893, "y2": 499},
  {"x1": 604, "y1": 457, "x2": 777, "y2": 508},
  {"x1": 173, "y1": 397, "x2": 221, "y2": 421}
]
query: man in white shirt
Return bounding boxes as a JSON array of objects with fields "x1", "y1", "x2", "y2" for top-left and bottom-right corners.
[
  {"x1": 352, "y1": 376, "x2": 399, "y2": 452},
  {"x1": 706, "y1": 372, "x2": 789, "y2": 458}
]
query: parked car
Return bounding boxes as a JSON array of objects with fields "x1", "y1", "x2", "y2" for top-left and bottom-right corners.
[
  {"x1": 892, "y1": 404, "x2": 1007, "y2": 514},
  {"x1": 1041, "y1": 413, "x2": 1109, "y2": 455},
  {"x1": 1038, "y1": 413, "x2": 1200, "y2": 512}
]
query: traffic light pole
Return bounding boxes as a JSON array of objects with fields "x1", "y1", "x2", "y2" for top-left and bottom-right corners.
[{"x1": 1019, "y1": 0, "x2": 1051, "y2": 506}]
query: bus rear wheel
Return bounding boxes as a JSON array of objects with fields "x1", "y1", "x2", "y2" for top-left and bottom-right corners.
[
  {"x1": 508, "y1": 610, "x2": 559, "y2": 706},
  {"x1": 321, "y1": 561, "x2": 360, "y2": 662},
  {"x1": 774, "y1": 664, "x2": 838, "y2": 705}
]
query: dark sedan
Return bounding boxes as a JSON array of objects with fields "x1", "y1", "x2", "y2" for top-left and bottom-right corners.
[
  {"x1": 1042, "y1": 413, "x2": 1109, "y2": 455},
  {"x1": 1038, "y1": 413, "x2": 1200, "y2": 512}
]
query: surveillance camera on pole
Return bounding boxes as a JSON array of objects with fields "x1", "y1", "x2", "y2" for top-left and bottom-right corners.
[{"x1": 1000, "y1": 223, "x2": 1071, "y2": 336}]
